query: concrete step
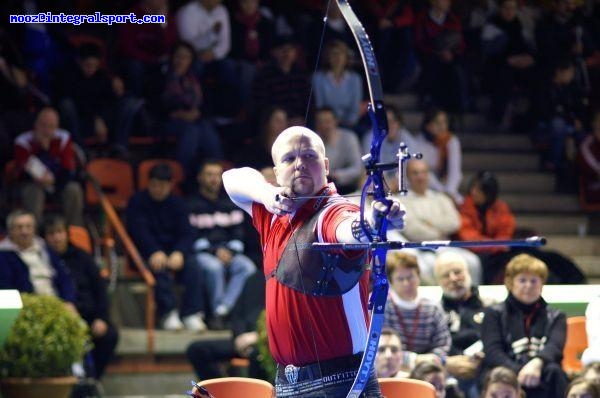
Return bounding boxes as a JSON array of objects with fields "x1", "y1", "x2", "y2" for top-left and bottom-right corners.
[
  {"x1": 462, "y1": 172, "x2": 555, "y2": 193},
  {"x1": 543, "y1": 234, "x2": 600, "y2": 256},
  {"x1": 516, "y1": 214, "x2": 590, "y2": 235},
  {"x1": 385, "y1": 93, "x2": 419, "y2": 110},
  {"x1": 116, "y1": 327, "x2": 231, "y2": 355},
  {"x1": 103, "y1": 372, "x2": 193, "y2": 397},
  {"x1": 460, "y1": 133, "x2": 533, "y2": 152},
  {"x1": 463, "y1": 152, "x2": 539, "y2": 172},
  {"x1": 503, "y1": 193, "x2": 580, "y2": 213}
]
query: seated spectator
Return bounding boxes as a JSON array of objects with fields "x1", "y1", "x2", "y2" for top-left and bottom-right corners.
[
  {"x1": 384, "y1": 252, "x2": 451, "y2": 374},
  {"x1": 0, "y1": 210, "x2": 76, "y2": 310},
  {"x1": 230, "y1": 0, "x2": 275, "y2": 109},
  {"x1": 480, "y1": 254, "x2": 568, "y2": 398},
  {"x1": 43, "y1": 215, "x2": 118, "y2": 379},
  {"x1": 117, "y1": 0, "x2": 177, "y2": 99},
  {"x1": 176, "y1": 0, "x2": 240, "y2": 117},
  {"x1": 480, "y1": 366, "x2": 523, "y2": 398},
  {"x1": 56, "y1": 43, "x2": 114, "y2": 146},
  {"x1": 186, "y1": 272, "x2": 266, "y2": 380},
  {"x1": 409, "y1": 360, "x2": 460, "y2": 398},
  {"x1": 579, "y1": 111, "x2": 600, "y2": 205},
  {"x1": 250, "y1": 34, "x2": 312, "y2": 125},
  {"x1": 362, "y1": 104, "x2": 415, "y2": 190},
  {"x1": 411, "y1": 107, "x2": 463, "y2": 203},
  {"x1": 401, "y1": 159, "x2": 480, "y2": 284},
  {"x1": 314, "y1": 106, "x2": 363, "y2": 194},
  {"x1": 187, "y1": 160, "x2": 256, "y2": 328},
  {"x1": 236, "y1": 105, "x2": 289, "y2": 169},
  {"x1": 481, "y1": 0, "x2": 535, "y2": 129},
  {"x1": 582, "y1": 296, "x2": 600, "y2": 366},
  {"x1": 533, "y1": 59, "x2": 588, "y2": 173},
  {"x1": 376, "y1": 327, "x2": 410, "y2": 378},
  {"x1": 458, "y1": 171, "x2": 515, "y2": 284},
  {"x1": 13, "y1": 107, "x2": 84, "y2": 226},
  {"x1": 363, "y1": 1, "x2": 418, "y2": 93},
  {"x1": 414, "y1": 0, "x2": 468, "y2": 113},
  {"x1": 161, "y1": 41, "x2": 223, "y2": 181},
  {"x1": 312, "y1": 40, "x2": 363, "y2": 129},
  {"x1": 434, "y1": 251, "x2": 486, "y2": 398},
  {"x1": 565, "y1": 377, "x2": 600, "y2": 398},
  {"x1": 126, "y1": 163, "x2": 206, "y2": 331}
]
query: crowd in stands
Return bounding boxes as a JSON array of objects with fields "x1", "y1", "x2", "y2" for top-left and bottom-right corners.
[{"x1": 1, "y1": 0, "x2": 600, "y2": 397}]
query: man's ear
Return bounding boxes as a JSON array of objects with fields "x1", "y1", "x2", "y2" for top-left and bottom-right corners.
[
  {"x1": 324, "y1": 158, "x2": 330, "y2": 176},
  {"x1": 273, "y1": 166, "x2": 281, "y2": 185}
]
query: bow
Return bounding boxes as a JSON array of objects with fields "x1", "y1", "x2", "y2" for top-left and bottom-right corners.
[{"x1": 332, "y1": 2, "x2": 392, "y2": 396}]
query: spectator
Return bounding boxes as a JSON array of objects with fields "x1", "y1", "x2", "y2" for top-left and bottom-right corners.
[
  {"x1": 362, "y1": 104, "x2": 415, "y2": 190},
  {"x1": 0, "y1": 210, "x2": 76, "y2": 310},
  {"x1": 43, "y1": 215, "x2": 118, "y2": 379},
  {"x1": 313, "y1": 106, "x2": 363, "y2": 194},
  {"x1": 56, "y1": 43, "x2": 114, "y2": 147},
  {"x1": 250, "y1": 34, "x2": 312, "y2": 125},
  {"x1": 187, "y1": 160, "x2": 256, "y2": 328},
  {"x1": 457, "y1": 171, "x2": 515, "y2": 284},
  {"x1": 434, "y1": 251, "x2": 486, "y2": 398},
  {"x1": 186, "y1": 272, "x2": 266, "y2": 380},
  {"x1": 237, "y1": 105, "x2": 289, "y2": 169},
  {"x1": 117, "y1": 0, "x2": 177, "y2": 99},
  {"x1": 126, "y1": 163, "x2": 206, "y2": 331},
  {"x1": 13, "y1": 107, "x2": 84, "y2": 226},
  {"x1": 565, "y1": 377, "x2": 600, "y2": 398},
  {"x1": 578, "y1": 111, "x2": 600, "y2": 205},
  {"x1": 582, "y1": 296, "x2": 600, "y2": 366},
  {"x1": 161, "y1": 41, "x2": 223, "y2": 181},
  {"x1": 411, "y1": 107, "x2": 463, "y2": 203},
  {"x1": 414, "y1": 0, "x2": 468, "y2": 113},
  {"x1": 375, "y1": 327, "x2": 410, "y2": 378},
  {"x1": 176, "y1": 0, "x2": 239, "y2": 117},
  {"x1": 363, "y1": 0, "x2": 418, "y2": 92},
  {"x1": 384, "y1": 251, "x2": 451, "y2": 374},
  {"x1": 401, "y1": 159, "x2": 480, "y2": 284},
  {"x1": 535, "y1": 0, "x2": 594, "y2": 81},
  {"x1": 480, "y1": 254, "x2": 568, "y2": 398},
  {"x1": 534, "y1": 59, "x2": 588, "y2": 173},
  {"x1": 481, "y1": 0, "x2": 535, "y2": 129},
  {"x1": 230, "y1": 0, "x2": 275, "y2": 108},
  {"x1": 312, "y1": 40, "x2": 364, "y2": 129},
  {"x1": 409, "y1": 360, "x2": 456, "y2": 398},
  {"x1": 480, "y1": 366, "x2": 523, "y2": 398}
]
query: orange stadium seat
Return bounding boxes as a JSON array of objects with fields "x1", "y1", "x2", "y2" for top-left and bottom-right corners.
[
  {"x1": 378, "y1": 377, "x2": 437, "y2": 398},
  {"x1": 68, "y1": 225, "x2": 93, "y2": 254},
  {"x1": 194, "y1": 377, "x2": 274, "y2": 398},
  {"x1": 86, "y1": 158, "x2": 134, "y2": 210},
  {"x1": 563, "y1": 316, "x2": 588, "y2": 375}
]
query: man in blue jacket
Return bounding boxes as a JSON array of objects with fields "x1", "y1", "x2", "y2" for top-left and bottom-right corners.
[{"x1": 126, "y1": 163, "x2": 206, "y2": 331}]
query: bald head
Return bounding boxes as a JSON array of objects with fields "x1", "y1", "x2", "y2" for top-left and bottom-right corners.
[
  {"x1": 271, "y1": 126, "x2": 326, "y2": 163},
  {"x1": 434, "y1": 251, "x2": 472, "y2": 300}
]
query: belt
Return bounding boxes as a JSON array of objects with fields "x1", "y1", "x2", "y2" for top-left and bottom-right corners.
[{"x1": 276, "y1": 352, "x2": 363, "y2": 386}]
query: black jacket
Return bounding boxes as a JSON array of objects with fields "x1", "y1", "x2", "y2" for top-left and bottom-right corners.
[
  {"x1": 481, "y1": 293, "x2": 566, "y2": 373},
  {"x1": 441, "y1": 287, "x2": 485, "y2": 355}
]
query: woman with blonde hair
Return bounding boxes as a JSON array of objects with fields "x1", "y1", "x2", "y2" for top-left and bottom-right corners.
[{"x1": 480, "y1": 254, "x2": 568, "y2": 398}]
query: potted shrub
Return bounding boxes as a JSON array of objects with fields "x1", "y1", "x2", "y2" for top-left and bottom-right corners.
[{"x1": 0, "y1": 294, "x2": 89, "y2": 398}]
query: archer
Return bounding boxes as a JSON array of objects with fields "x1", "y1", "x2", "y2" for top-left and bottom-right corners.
[{"x1": 213, "y1": 126, "x2": 405, "y2": 398}]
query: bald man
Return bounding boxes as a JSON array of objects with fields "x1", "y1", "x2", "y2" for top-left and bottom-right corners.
[
  {"x1": 221, "y1": 126, "x2": 406, "y2": 397},
  {"x1": 13, "y1": 107, "x2": 84, "y2": 226}
]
